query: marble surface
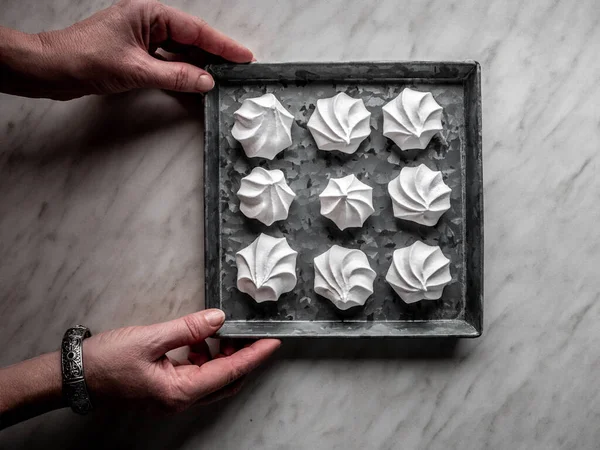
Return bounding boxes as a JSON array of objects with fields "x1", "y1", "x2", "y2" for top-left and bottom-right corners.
[{"x1": 1, "y1": 0, "x2": 599, "y2": 448}]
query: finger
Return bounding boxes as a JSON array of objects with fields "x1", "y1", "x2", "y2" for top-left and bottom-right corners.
[
  {"x1": 158, "y1": 40, "x2": 192, "y2": 55},
  {"x1": 147, "y1": 309, "x2": 225, "y2": 358},
  {"x1": 219, "y1": 339, "x2": 239, "y2": 357},
  {"x1": 196, "y1": 377, "x2": 246, "y2": 406},
  {"x1": 188, "y1": 340, "x2": 211, "y2": 366},
  {"x1": 219, "y1": 339, "x2": 255, "y2": 357},
  {"x1": 152, "y1": 3, "x2": 253, "y2": 63},
  {"x1": 182, "y1": 339, "x2": 281, "y2": 400},
  {"x1": 155, "y1": 46, "x2": 215, "y2": 66},
  {"x1": 142, "y1": 57, "x2": 215, "y2": 93}
]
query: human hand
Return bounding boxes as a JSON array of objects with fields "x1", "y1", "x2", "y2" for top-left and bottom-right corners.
[
  {"x1": 0, "y1": 0, "x2": 253, "y2": 100},
  {"x1": 82, "y1": 309, "x2": 280, "y2": 413}
]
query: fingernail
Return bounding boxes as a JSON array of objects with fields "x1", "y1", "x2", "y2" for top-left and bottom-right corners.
[
  {"x1": 251, "y1": 57, "x2": 257, "y2": 63},
  {"x1": 197, "y1": 74, "x2": 214, "y2": 92},
  {"x1": 204, "y1": 309, "x2": 225, "y2": 327}
]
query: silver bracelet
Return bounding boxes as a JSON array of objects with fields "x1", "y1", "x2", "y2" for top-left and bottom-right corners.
[{"x1": 61, "y1": 325, "x2": 93, "y2": 415}]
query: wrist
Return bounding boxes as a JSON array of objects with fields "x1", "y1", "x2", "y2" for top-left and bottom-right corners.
[
  {"x1": 27, "y1": 351, "x2": 65, "y2": 408},
  {"x1": 61, "y1": 326, "x2": 94, "y2": 414}
]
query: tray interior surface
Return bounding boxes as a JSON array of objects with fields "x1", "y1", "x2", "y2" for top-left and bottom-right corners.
[{"x1": 205, "y1": 62, "x2": 482, "y2": 338}]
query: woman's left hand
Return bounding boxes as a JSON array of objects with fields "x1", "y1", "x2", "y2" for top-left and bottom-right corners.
[{"x1": 82, "y1": 309, "x2": 280, "y2": 412}]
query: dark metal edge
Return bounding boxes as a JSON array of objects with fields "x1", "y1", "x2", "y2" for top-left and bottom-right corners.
[
  {"x1": 206, "y1": 61, "x2": 478, "y2": 83},
  {"x1": 463, "y1": 61, "x2": 484, "y2": 336},
  {"x1": 203, "y1": 61, "x2": 484, "y2": 338},
  {"x1": 214, "y1": 319, "x2": 480, "y2": 339},
  {"x1": 204, "y1": 88, "x2": 221, "y2": 312}
]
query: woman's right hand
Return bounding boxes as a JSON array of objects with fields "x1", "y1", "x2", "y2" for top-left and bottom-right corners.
[{"x1": 1, "y1": 0, "x2": 254, "y2": 99}]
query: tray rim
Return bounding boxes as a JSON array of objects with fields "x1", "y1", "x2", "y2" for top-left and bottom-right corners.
[{"x1": 204, "y1": 60, "x2": 483, "y2": 339}]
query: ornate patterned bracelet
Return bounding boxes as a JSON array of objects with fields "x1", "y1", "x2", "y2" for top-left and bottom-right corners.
[{"x1": 61, "y1": 325, "x2": 93, "y2": 415}]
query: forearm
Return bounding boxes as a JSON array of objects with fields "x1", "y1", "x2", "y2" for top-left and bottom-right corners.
[
  {"x1": 0, "y1": 351, "x2": 65, "y2": 429},
  {"x1": 0, "y1": 26, "x2": 45, "y2": 97},
  {"x1": 0, "y1": 25, "x2": 86, "y2": 100}
]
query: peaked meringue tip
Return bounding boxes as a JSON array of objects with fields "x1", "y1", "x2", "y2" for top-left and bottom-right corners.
[
  {"x1": 307, "y1": 92, "x2": 371, "y2": 154},
  {"x1": 382, "y1": 88, "x2": 443, "y2": 151},
  {"x1": 319, "y1": 174, "x2": 374, "y2": 230},
  {"x1": 314, "y1": 245, "x2": 376, "y2": 310},
  {"x1": 232, "y1": 93, "x2": 294, "y2": 159},
  {"x1": 236, "y1": 233, "x2": 298, "y2": 302},
  {"x1": 388, "y1": 164, "x2": 451, "y2": 226},
  {"x1": 385, "y1": 241, "x2": 451, "y2": 304},
  {"x1": 237, "y1": 167, "x2": 296, "y2": 226}
]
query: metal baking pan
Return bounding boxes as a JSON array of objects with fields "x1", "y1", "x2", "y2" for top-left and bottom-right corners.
[{"x1": 204, "y1": 61, "x2": 482, "y2": 338}]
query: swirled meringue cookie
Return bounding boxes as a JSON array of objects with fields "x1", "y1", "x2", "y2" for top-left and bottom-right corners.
[
  {"x1": 314, "y1": 245, "x2": 376, "y2": 310},
  {"x1": 382, "y1": 88, "x2": 443, "y2": 150},
  {"x1": 319, "y1": 174, "x2": 374, "y2": 230},
  {"x1": 388, "y1": 164, "x2": 451, "y2": 226},
  {"x1": 236, "y1": 234, "x2": 298, "y2": 302},
  {"x1": 231, "y1": 93, "x2": 294, "y2": 159},
  {"x1": 385, "y1": 241, "x2": 451, "y2": 304},
  {"x1": 307, "y1": 92, "x2": 371, "y2": 154},
  {"x1": 237, "y1": 167, "x2": 296, "y2": 226}
]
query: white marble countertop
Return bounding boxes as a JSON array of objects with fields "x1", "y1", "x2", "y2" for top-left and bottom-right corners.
[{"x1": 1, "y1": 0, "x2": 599, "y2": 448}]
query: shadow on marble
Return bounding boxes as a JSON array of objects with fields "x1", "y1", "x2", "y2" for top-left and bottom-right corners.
[
  {"x1": 276, "y1": 337, "x2": 460, "y2": 359},
  {"x1": 0, "y1": 339, "x2": 462, "y2": 449},
  {"x1": 0, "y1": 375, "x2": 265, "y2": 450},
  {"x1": 3, "y1": 89, "x2": 203, "y2": 166},
  {"x1": 79, "y1": 91, "x2": 205, "y2": 153}
]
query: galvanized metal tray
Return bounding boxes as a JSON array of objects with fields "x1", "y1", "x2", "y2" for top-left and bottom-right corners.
[{"x1": 204, "y1": 62, "x2": 482, "y2": 338}]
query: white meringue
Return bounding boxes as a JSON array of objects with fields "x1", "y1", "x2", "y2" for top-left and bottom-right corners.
[
  {"x1": 319, "y1": 174, "x2": 374, "y2": 230},
  {"x1": 385, "y1": 241, "x2": 451, "y2": 304},
  {"x1": 236, "y1": 234, "x2": 298, "y2": 302},
  {"x1": 231, "y1": 93, "x2": 294, "y2": 159},
  {"x1": 237, "y1": 167, "x2": 296, "y2": 226},
  {"x1": 388, "y1": 164, "x2": 451, "y2": 226},
  {"x1": 307, "y1": 92, "x2": 371, "y2": 153},
  {"x1": 314, "y1": 245, "x2": 376, "y2": 310},
  {"x1": 382, "y1": 88, "x2": 443, "y2": 150}
]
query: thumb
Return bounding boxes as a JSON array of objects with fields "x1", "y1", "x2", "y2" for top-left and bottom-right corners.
[
  {"x1": 141, "y1": 57, "x2": 215, "y2": 93},
  {"x1": 147, "y1": 309, "x2": 225, "y2": 358}
]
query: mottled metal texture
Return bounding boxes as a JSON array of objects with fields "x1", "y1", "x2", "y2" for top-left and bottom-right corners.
[{"x1": 204, "y1": 62, "x2": 483, "y2": 338}]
